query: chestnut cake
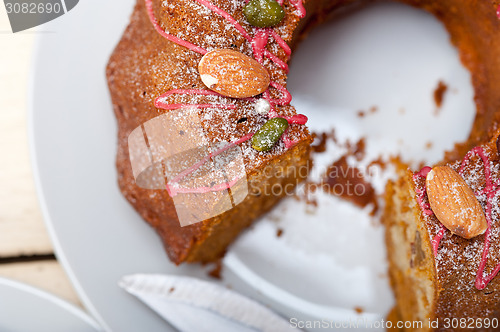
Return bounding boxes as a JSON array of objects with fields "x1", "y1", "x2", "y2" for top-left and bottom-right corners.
[{"x1": 107, "y1": 0, "x2": 500, "y2": 329}]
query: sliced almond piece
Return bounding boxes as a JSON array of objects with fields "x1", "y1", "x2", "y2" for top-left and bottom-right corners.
[
  {"x1": 198, "y1": 49, "x2": 270, "y2": 98},
  {"x1": 426, "y1": 166, "x2": 488, "y2": 239}
]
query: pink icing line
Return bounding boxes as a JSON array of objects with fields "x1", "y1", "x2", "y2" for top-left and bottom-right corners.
[
  {"x1": 194, "y1": 0, "x2": 292, "y2": 75},
  {"x1": 459, "y1": 147, "x2": 500, "y2": 290},
  {"x1": 269, "y1": 113, "x2": 308, "y2": 124},
  {"x1": 264, "y1": 50, "x2": 289, "y2": 72},
  {"x1": 289, "y1": 0, "x2": 306, "y2": 18},
  {"x1": 270, "y1": 29, "x2": 292, "y2": 55},
  {"x1": 251, "y1": 28, "x2": 290, "y2": 72},
  {"x1": 431, "y1": 226, "x2": 445, "y2": 257},
  {"x1": 145, "y1": 0, "x2": 309, "y2": 196},
  {"x1": 166, "y1": 132, "x2": 254, "y2": 196},
  {"x1": 155, "y1": 103, "x2": 237, "y2": 110},
  {"x1": 195, "y1": 0, "x2": 252, "y2": 40},
  {"x1": 252, "y1": 29, "x2": 269, "y2": 63},
  {"x1": 282, "y1": 132, "x2": 297, "y2": 149},
  {"x1": 267, "y1": 81, "x2": 292, "y2": 106},
  {"x1": 413, "y1": 167, "x2": 446, "y2": 256},
  {"x1": 274, "y1": 114, "x2": 308, "y2": 148},
  {"x1": 145, "y1": 0, "x2": 207, "y2": 54},
  {"x1": 497, "y1": 4, "x2": 500, "y2": 19},
  {"x1": 147, "y1": 0, "x2": 299, "y2": 113},
  {"x1": 197, "y1": 1, "x2": 295, "y2": 103},
  {"x1": 286, "y1": 114, "x2": 308, "y2": 125},
  {"x1": 166, "y1": 111, "x2": 306, "y2": 195},
  {"x1": 416, "y1": 147, "x2": 500, "y2": 290},
  {"x1": 263, "y1": 29, "x2": 291, "y2": 72},
  {"x1": 276, "y1": 0, "x2": 306, "y2": 18},
  {"x1": 413, "y1": 166, "x2": 434, "y2": 216}
]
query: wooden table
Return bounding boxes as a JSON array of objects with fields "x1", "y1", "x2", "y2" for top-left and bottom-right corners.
[{"x1": 0, "y1": 10, "x2": 82, "y2": 307}]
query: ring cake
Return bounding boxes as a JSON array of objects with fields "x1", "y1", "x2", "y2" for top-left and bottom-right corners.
[{"x1": 107, "y1": 0, "x2": 500, "y2": 329}]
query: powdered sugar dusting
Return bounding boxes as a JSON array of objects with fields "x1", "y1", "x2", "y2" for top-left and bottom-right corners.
[
  {"x1": 143, "y1": 0, "x2": 309, "y2": 187},
  {"x1": 413, "y1": 141, "x2": 500, "y2": 290}
]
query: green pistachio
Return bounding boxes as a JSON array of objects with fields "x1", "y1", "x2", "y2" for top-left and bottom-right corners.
[
  {"x1": 243, "y1": 0, "x2": 285, "y2": 28},
  {"x1": 251, "y1": 117, "x2": 289, "y2": 152}
]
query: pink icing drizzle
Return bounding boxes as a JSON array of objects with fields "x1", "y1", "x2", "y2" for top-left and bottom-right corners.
[
  {"x1": 146, "y1": 0, "x2": 300, "y2": 107},
  {"x1": 270, "y1": 29, "x2": 292, "y2": 55},
  {"x1": 196, "y1": 0, "x2": 290, "y2": 74},
  {"x1": 196, "y1": 0, "x2": 251, "y2": 40},
  {"x1": 194, "y1": 0, "x2": 295, "y2": 105},
  {"x1": 290, "y1": 0, "x2": 306, "y2": 18},
  {"x1": 146, "y1": 0, "x2": 306, "y2": 143},
  {"x1": 166, "y1": 133, "x2": 253, "y2": 196},
  {"x1": 252, "y1": 29, "x2": 269, "y2": 63},
  {"x1": 145, "y1": 0, "x2": 207, "y2": 54},
  {"x1": 413, "y1": 166, "x2": 434, "y2": 216},
  {"x1": 459, "y1": 147, "x2": 500, "y2": 290},
  {"x1": 276, "y1": 0, "x2": 306, "y2": 18},
  {"x1": 415, "y1": 147, "x2": 500, "y2": 290},
  {"x1": 144, "y1": 0, "x2": 308, "y2": 195},
  {"x1": 431, "y1": 226, "x2": 445, "y2": 257},
  {"x1": 497, "y1": 4, "x2": 500, "y2": 19}
]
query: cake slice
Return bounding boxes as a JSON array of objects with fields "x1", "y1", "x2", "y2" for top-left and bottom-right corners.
[
  {"x1": 107, "y1": 0, "x2": 312, "y2": 264},
  {"x1": 383, "y1": 131, "x2": 500, "y2": 330}
]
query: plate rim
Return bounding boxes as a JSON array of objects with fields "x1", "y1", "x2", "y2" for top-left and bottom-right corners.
[
  {"x1": 0, "y1": 276, "x2": 101, "y2": 331},
  {"x1": 27, "y1": 30, "x2": 111, "y2": 332}
]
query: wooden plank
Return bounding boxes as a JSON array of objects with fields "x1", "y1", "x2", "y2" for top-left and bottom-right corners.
[
  {"x1": 0, "y1": 9, "x2": 54, "y2": 256},
  {"x1": 0, "y1": 10, "x2": 83, "y2": 313},
  {"x1": 0, "y1": 260, "x2": 82, "y2": 307}
]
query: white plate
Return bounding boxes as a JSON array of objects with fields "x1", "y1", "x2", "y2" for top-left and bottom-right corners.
[
  {"x1": 29, "y1": 1, "x2": 474, "y2": 331},
  {"x1": 0, "y1": 277, "x2": 100, "y2": 332}
]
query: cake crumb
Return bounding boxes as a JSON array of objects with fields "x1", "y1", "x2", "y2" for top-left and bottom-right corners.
[
  {"x1": 352, "y1": 138, "x2": 366, "y2": 161},
  {"x1": 207, "y1": 259, "x2": 223, "y2": 279},
  {"x1": 307, "y1": 133, "x2": 379, "y2": 214},
  {"x1": 276, "y1": 228, "x2": 284, "y2": 237},
  {"x1": 433, "y1": 80, "x2": 448, "y2": 112},
  {"x1": 311, "y1": 129, "x2": 336, "y2": 153},
  {"x1": 357, "y1": 106, "x2": 377, "y2": 118},
  {"x1": 311, "y1": 132, "x2": 328, "y2": 153},
  {"x1": 368, "y1": 157, "x2": 388, "y2": 171},
  {"x1": 322, "y1": 156, "x2": 379, "y2": 214},
  {"x1": 425, "y1": 141, "x2": 433, "y2": 150},
  {"x1": 354, "y1": 306, "x2": 364, "y2": 314}
]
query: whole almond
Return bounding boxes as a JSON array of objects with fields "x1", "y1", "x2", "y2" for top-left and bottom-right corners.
[
  {"x1": 426, "y1": 166, "x2": 487, "y2": 239},
  {"x1": 198, "y1": 49, "x2": 270, "y2": 98}
]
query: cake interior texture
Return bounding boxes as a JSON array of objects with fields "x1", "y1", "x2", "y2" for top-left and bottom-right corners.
[{"x1": 107, "y1": 0, "x2": 500, "y2": 329}]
